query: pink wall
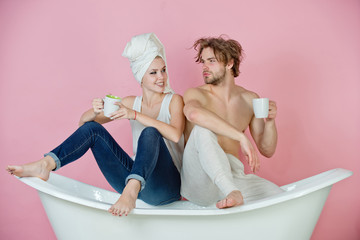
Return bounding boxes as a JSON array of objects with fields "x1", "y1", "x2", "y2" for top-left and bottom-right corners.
[{"x1": 1, "y1": 0, "x2": 359, "y2": 239}]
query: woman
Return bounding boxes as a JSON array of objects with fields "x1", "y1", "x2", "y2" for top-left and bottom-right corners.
[{"x1": 6, "y1": 33, "x2": 185, "y2": 216}]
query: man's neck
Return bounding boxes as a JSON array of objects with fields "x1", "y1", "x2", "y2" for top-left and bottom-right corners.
[{"x1": 207, "y1": 75, "x2": 236, "y2": 102}]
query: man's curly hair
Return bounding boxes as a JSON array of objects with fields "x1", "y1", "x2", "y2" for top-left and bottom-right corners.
[{"x1": 193, "y1": 35, "x2": 244, "y2": 77}]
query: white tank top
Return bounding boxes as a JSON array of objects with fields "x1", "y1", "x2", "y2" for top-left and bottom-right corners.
[{"x1": 130, "y1": 93, "x2": 184, "y2": 172}]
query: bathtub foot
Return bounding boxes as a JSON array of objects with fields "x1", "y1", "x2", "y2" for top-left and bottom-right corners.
[
  {"x1": 216, "y1": 190, "x2": 244, "y2": 209},
  {"x1": 108, "y1": 179, "x2": 140, "y2": 216},
  {"x1": 6, "y1": 156, "x2": 56, "y2": 181}
]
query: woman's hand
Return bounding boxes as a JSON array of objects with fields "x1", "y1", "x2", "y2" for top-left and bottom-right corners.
[
  {"x1": 92, "y1": 98, "x2": 104, "y2": 115},
  {"x1": 109, "y1": 102, "x2": 136, "y2": 120},
  {"x1": 79, "y1": 98, "x2": 106, "y2": 126}
]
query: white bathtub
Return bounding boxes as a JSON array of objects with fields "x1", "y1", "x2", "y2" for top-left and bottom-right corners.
[{"x1": 17, "y1": 168, "x2": 352, "y2": 240}]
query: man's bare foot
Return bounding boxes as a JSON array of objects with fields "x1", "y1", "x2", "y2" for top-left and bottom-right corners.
[
  {"x1": 6, "y1": 156, "x2": 56, "y2": 181},
  {"x1": 108, "y1": 179, "x2": 141, "y2": 217},
  {"x1": 216, "y1": 190, "x2": 244, "y2": 209}
]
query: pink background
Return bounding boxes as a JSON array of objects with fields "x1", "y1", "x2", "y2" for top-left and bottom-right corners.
[{"x1": 1, "y1": 0, "x2": 359, "y2": 239}]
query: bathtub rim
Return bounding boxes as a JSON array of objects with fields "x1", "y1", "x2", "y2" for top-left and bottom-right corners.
[{"x1": 16, "y1": 168, "x2": 352, "y2": 216}]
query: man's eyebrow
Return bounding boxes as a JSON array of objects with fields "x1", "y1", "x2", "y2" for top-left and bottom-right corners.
[{"x1": 200, "y1": 56, "x2": 216, "y2": 61}]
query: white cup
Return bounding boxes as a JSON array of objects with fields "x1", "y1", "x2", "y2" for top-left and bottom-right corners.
[
  {"x1": 103, "y1": 95, "x2": 121, "y2": 117},
  {"x1": 252, "y1": 98, "x2": 269, "y2": 118}
]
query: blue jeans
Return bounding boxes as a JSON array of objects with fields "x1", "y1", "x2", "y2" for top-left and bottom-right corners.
[{"x1": 45, "y1": 121, "x2": 181, "y2": 206}]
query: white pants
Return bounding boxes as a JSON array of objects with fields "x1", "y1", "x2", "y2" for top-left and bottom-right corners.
[{"x1": 180, "y1": 125, "x2": 283, "y2": 206}]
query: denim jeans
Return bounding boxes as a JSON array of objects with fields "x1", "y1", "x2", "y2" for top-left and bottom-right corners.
[{"x1": 45, "y1": 121, "x2": 181, "y2": 206}]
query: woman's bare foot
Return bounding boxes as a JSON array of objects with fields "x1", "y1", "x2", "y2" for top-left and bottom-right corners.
[
  {"x1": 108, "y1": 179, "x2": 141, "y2": 217},
  {"x1": 6, "y1": 156, "x2": 56, "y2": 181},
  {"x1": 216, "y1": 190, "x2": 244, "y2": 209}
]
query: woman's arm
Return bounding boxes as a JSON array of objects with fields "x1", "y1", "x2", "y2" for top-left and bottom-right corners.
[
  {"x1": 135, "y1": 94, "x2": 185, "y2": 143},
  {"x1": 78, "y1": 98, "x2": 112, "y2": 126},
  {"x1": 109, "y1": 94, "x2": 185, "y2": 143}
]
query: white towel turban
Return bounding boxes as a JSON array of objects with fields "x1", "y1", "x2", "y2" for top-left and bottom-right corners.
[{"x1": 122, "y1": 33, "x2": 173, "y2": 93}]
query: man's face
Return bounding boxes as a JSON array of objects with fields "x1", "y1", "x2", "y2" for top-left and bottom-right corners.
[{"x1": 200, "y1": 47, "x2": 226, "y2": 85}]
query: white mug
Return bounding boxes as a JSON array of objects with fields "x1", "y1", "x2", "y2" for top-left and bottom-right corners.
[
  {"x1": 103, "y1": 95, "x2": 121, "y2": 117},
  {"x1": 252, "y1": 98, "x2": 269, "y2": 118}
]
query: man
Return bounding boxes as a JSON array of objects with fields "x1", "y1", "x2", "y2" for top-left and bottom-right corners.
[{"x1": 180, "y1": 36, "x2": 283, "y2": 209}]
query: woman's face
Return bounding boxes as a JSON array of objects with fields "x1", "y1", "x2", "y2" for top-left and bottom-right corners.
[{"x1": 142, "y1": 57, "x2": 167, "y2": 93}]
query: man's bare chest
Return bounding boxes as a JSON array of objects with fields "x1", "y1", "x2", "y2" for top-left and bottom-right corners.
[{"x1": 208, "y1": 99, "x2": 252, "y2": 132}]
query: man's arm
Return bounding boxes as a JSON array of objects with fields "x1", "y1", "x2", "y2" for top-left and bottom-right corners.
[
  {"x1": 249, "y1": 100, "x2": 278, "y2": 158},
  {"x1": 183, "y1": 88, "x2": 260, "y2": 172},
  {"x1": 183, "y1": 88, "x2": 240, "y2": 140}
]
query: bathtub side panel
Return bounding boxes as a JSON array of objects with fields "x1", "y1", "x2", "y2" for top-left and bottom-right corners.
[{"x1": 37, "y1": 185, "x2": 332, "y2": 240}]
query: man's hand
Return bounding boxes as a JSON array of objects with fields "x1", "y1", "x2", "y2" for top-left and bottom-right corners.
[
  {"x1": 239, "y1": 134, "x2": 260, "y2": 173},
  {"x1": 266, "y1": 100, "x2": 277, "y2": 121}
]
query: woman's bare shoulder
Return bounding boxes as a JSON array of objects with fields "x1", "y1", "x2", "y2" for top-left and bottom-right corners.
[{"x1": 121, "y1": 96, "x2": 136, "y2": 108}]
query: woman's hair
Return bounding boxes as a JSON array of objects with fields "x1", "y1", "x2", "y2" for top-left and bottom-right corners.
[{"x1": 192, "y1": 35, "x2": 244, "y2": 77}]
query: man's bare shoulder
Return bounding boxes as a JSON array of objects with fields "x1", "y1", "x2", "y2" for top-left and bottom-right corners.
[
  {"x1": 235, "y1": 85, "x2": 259, "y2": 102},
  {"x1": 183, "y1": 85, "x2": 209, "y2": 102},
  {"x1": 184, "y1": 85, "x2": 210, "y2": 94}
]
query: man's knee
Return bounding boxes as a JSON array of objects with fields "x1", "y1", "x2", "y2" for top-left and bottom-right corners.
[{"x1": 191, "y1": 125, "x2": 217, "y2": 142}]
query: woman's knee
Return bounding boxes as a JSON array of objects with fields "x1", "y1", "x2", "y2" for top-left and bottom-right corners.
[
  {"x1": 140, "y1": 189, "x2": 180, "y2": 206},
  {"x1": 80, "y1": 121, "x2": 102, "y2": 131},
  {"x1": 139, "y1": 127, "x2": 161, "y2": 141},
  {"x1": 77, "y1": 121, "x2": 107, "y2": 136}
]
